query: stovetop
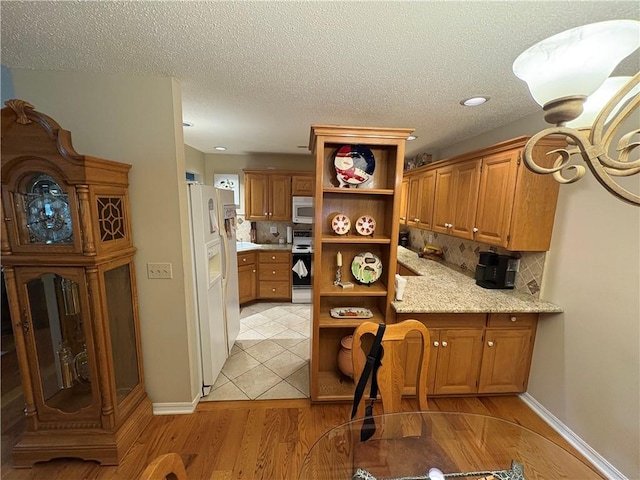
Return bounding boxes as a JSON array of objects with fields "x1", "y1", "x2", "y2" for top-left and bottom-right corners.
[{"x1": 292, "y1": 230, "x2": 313, "y2": 253}]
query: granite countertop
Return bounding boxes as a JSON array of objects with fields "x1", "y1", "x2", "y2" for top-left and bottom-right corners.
[
  {"x1": 236, "y1": 242, "x2": 292, "y2": 253},
  {"x1": 393, "y1": 246, "x2": 562, "y2": 314}
]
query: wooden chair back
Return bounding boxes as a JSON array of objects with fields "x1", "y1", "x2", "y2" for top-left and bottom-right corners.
[
  {"x1": 139, "y1": 453, "x2": 188, "y2": 480},
  {"x1": 352, "y1": 319, "x2": 430, "y2": 417}
]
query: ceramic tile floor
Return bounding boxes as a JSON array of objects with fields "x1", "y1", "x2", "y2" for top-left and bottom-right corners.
[{"x1": 201, "y1": 302, "x2": 311, "y2": 401}]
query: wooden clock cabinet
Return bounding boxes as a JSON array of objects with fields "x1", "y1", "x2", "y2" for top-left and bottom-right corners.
[{"x1": 1, "y1": 100, "x2": 151, "y2": 467}]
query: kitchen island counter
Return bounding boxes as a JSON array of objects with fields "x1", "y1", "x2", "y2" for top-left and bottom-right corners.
[{"x1": 393, "y1": 246, "x2": 562, "y2": 314}]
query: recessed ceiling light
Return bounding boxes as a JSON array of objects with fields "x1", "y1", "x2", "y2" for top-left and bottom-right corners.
[
  {"x1": 460, "y1": 96, "x2": 490, "y2": 107},
  {"x1": 407, "y1": 135, "x2": 417, "y2": 141},
  {"x1": 214, "y1": 146, "x2": 227, "y2": 151},
  {"x1": 182, "y1": 121, "x2": 194, "y2": 127}
]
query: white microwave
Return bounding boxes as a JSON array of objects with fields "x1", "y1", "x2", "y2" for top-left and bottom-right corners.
[{"x1": 292, "y1": 196, "x2": 314, "y2": 224}]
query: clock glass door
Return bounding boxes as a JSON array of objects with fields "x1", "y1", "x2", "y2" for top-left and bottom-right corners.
[{"x1": 23, "y1": 272, "x2": 93, "y2": 413}]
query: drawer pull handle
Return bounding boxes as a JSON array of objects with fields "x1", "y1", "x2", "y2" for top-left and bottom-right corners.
[
  {"x1": 510, "y1": 316, "x2": 517, "y2": 322},
  {"x1": 441, "y1": 341, "x2": 448, "y2": 347},
  {"x1": 271, "y1": 256, "x2": 276, "y2": 260},
  {"x1": 487, "y1": 341, "x2": 494, "y2": 347},
  {"x1": 272, "y1": 271, "x2": 276, "y2": 275},
  {"x1": 272, "y1": 288, "x2": 276, "y2": 292}
]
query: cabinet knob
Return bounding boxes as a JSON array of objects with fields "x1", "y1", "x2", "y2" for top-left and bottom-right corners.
[
  {"x1": 487, "y1": 341, "x2": 494, "y2": 347},
  {"x1": 272, "y1": 288, "x2": 276, "y2": 292},
  {"x1": 271, "y1": 256, "x2": 276, "y2": 260},
  {"x1": 272, "y1": 270, "x2": 276, "y2": 275},
  {"x1": 252, "y1": 269, "x2": 256, "y2": 273},
  {"x1": 415, "y1": 218, "x2": 419, "y2": 222},
  {"x1": 510, "y1": 316, "x2": 517, "y2": 322},
  {"x1": 243, "y1": 258, "x2": 247, "y2": 262},
  {"x1": 441, "y1": 341, "x2": 448, "y2": 347},
  {"x1": 473, "y1": 227, "x2": 478, "y2": 233},
  {"x1": 433, "y1": 341, "x2": 439, "y2": 347}
]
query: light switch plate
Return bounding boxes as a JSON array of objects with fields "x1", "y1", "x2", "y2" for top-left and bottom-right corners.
[{"x1": 147, "y1": 263, "x2": 173, "y2": 279}]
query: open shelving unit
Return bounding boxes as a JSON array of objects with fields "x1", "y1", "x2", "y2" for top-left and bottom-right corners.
[{"x1": 309, "y1": 124, "x2": 413, "y2": 402}]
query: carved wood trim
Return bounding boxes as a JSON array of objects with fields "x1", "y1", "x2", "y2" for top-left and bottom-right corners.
[{"x1": 76, "y1": 185, "x2": 96, "y2": 255}]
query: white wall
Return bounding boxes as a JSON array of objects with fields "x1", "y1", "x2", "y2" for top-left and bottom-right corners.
[
  {"x1": 185, "y1": 144, "x2": 206, "y2": 182},
  {"x1": 440, "y1": 111, "x2": 640, "y2": 477},
  {"x1": 12, "y1": 69, "x2": 201, "y2": 407}
]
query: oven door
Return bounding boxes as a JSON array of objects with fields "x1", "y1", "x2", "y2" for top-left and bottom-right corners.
[{"x1": 292, "y1": 252, "x2": 313, "y2": 287}]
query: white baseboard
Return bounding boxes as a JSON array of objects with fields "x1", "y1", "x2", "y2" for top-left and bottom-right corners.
[
  {"x1": 519, "y1": 393, "x2": 627, "y2": 480},
  {"x1": 152, "y1": 394, "x2": 200, "y2": 415}
]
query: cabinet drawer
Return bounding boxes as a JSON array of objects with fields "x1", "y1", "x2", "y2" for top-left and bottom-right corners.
[
  {"x1": 258, "y1": 251, "x2": 290, "y2": 263},
  {"x1": 487, "y1": 313, "x2": 538, "y2": 327},
  {"x1": 259, "y1": 281, "x2": 291, "y2": 298},
  {"x1": 237, "y1": 252, "x2": 256, "y2": 266},
  {"x1": 259, "y1": 265, "x2": 290, "y2": 281}
]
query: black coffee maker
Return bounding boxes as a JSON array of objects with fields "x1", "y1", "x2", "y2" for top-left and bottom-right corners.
[
  {"x1": 399, "y1": 231, "x2": 410, "y2": 247},
  {"x1": 475, "y1": 251, "x2": 520, "y2": 289}
]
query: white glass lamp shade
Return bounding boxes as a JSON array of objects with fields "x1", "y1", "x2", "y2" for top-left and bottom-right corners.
[
  {"x1": 513, "y1": 20, "x2": 640, "y2": 107},
  {"x1": 566, "y1": 76, "x2": 639, "y2": 128}
]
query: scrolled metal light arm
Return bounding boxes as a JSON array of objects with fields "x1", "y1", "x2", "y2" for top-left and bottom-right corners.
[{"x1": 522, "y1": 73, "x2": 640, "y2": 206}]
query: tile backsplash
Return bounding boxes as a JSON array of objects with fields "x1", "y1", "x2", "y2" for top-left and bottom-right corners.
[
  {"x1": 405, "y1": 226, "x2": 545, "y2": 297},
  {"x1": 236, "y1": 215, "x2": 299, "y2": 244}
]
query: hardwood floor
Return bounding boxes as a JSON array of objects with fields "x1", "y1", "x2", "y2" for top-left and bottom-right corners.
[{"x1": 1, "y1": 394, "x2": 603, "y2": 479}]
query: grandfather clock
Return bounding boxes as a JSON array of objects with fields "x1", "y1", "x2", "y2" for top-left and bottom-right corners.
[{"x1": 1, "y1": 100, "x2": 151, "y2": 467}]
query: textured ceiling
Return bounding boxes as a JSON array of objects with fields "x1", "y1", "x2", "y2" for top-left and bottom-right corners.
[{"x1": 2, "y1": 1, "x2": 638, "y2": 157}]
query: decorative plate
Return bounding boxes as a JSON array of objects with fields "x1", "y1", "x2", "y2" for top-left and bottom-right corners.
[
  {"x1": 330, "y1": 307, "x2": 374, "y2": 319},
  {"x1": 351, "y1": 252, "x2": 383, "y2": 285},
  {"x1": 334, "y1": 145, "x2": 376, "y2": 187},
  {"x1": 355, "y1": 215, "x2": 376, "y2": 236},
  {"x1": 331, "y1": 213, "x2": 351, "y2": 235}
]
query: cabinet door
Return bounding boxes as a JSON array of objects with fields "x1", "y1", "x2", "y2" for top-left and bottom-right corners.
[
  {"x1": 399, "y1": 178, "x2": 409, "y2": 224},
  {"x1": 238, "y1": 264, "x2": 257, "y2": 305},
  {"x1": 292, "y1": 174, "x2": 314, "y2": 196},
  {"x1": 450, "y1": 160, "x2": 480, "y2": 239},
  {"x1": 478, "y1": 328, "x2": 533, "y2": 393},
  {"x1": 474, "y1": 151, "x2": 518, "y2": 247},
  {"x1": 416, "y1": 170, "x2": 436, "y2": 230},
  {"x1": 432, "y1": 166, "x2": 454, "y2": 234},
  {"x1": 244, "y1": 174, "x2": 269, "y2": 221},
  {"x1": 405, "y1": 176, "x2": 421, "y2": 227},
  {"x1": 269, "y1": 175, "x2": 292, "y2": 221},
  {"x1": 432, "y1": 328, "x2": 483, "y2": 395}
]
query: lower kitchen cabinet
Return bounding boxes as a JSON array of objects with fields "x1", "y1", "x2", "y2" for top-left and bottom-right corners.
[
  {"x1": 238, "y1": 252, "x2": 257, "y2": 305},
  {"x1": 478, "y1": 313, "x2": 537, "y2": 393},
  {"x1": 429, "y1": 328, "x2": 484, "y2": 395},
  {"x1": 258, "y1": 251, "x2": 291, "y2": 300},
  {"x1": 397, "y1": 312, "x2": 537, "y2": 396}
]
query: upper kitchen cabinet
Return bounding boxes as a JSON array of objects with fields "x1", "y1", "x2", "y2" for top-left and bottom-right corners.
[
  {"x1": 473, "y1": 137, "x2": 564, "y2": 251},
  {"x1": 404, "y1": 169, "x2": 436, "y2": 230},
  {"x1": 292, "y1": 173, "x2": 315, "y2": 196},
  {"x1": 243, "y1": 170, "x2": 292, "y2": 221},
  {"x1": 403, "y1": 136, "x2": 564, "y2": 251},
  {"x1": 432, "y1": 159, "x2": 480, "y2": 239}
]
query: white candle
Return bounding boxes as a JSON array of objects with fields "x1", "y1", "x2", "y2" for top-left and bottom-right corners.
[{"x1": 336, "y1": 251, "x2": 342, "y2": 267}]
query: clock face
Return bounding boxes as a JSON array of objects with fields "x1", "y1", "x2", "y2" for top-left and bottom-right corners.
[{"x1": 24, "y1": 175, "x2": 74, "y2": 245}]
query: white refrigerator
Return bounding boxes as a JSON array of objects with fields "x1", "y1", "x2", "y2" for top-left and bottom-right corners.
[{"x1": 188, "y1": 183, "x2": 241, "y2": 396}]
